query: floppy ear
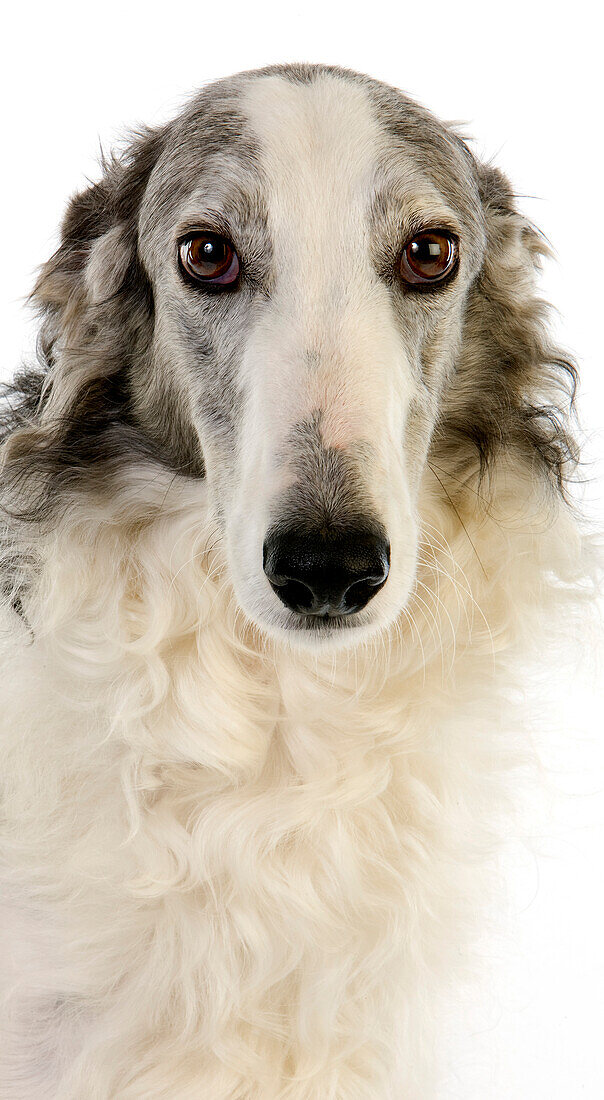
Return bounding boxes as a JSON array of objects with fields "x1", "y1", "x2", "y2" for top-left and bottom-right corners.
[
  {"x1": 435, "y1": 163, "x2": 578, "y2": 497},
  {"x1": 0, "y1": 127, "x2": 176, "y2": 514},
  {"x1": 34, "y1": 127, "x2": 163, "y2": 411}
]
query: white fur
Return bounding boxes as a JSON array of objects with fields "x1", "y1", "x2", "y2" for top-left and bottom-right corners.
[{"x1": 0, "y1": 457, "x2": 585, "y2": 1098}]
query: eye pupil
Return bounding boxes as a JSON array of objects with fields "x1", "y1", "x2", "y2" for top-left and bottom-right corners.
[
  {"x1": 400, "y1": 231, "x2": 457, "y2": 286},
  {"x1": 178, "y1": 232, "x2": 240, "y2": 287}
]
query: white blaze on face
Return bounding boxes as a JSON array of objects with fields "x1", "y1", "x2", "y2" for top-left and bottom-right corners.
[
  {"x1": 228, "y1": 73, "x2": 421, "y2": 637},
  {"x1": 240, "y1": 72, "x2": 415, "y2": 465}
]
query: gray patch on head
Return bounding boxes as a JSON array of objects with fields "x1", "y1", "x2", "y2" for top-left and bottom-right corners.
[
  {"x1": 131, "y1": 76, "x2": 279, "y2": 482},
  {"x1": 139, "y1": 77, "x2": 269, "y2": 251},
  {"x1": 362, "y1": 80, "x2": 483, "y2": 235}
]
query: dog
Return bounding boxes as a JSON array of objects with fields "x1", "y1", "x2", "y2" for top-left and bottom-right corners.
[{"x1": 0, "y1": 63, "x2": 587, "y2": 1098}]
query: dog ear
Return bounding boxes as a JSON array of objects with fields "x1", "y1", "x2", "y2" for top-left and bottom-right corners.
[
  {"x1": 436, "y1": 163, "x2": 578, "y2": 497},
  {"x1": 33, "y1": 127, "x2": 164, "y2": 396},
  {"x1": 1, "y1": 128, "x2": 167, "y2": 515}
]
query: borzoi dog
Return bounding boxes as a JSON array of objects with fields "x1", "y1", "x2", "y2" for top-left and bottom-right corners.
[{"x1": 0, "y1": 63, "x2": 586, "y2": 1098}]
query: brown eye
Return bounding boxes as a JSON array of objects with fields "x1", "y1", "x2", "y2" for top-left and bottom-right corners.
[
  {"x1": 399, "y1": 230, "x2": 458, "y2": 286},
  {"x1": 178, "y1": 232, "x2": 240, "y2": 286}
]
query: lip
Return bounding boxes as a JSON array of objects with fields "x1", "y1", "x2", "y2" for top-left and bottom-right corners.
[{"x1": 285, "y1": 609, "x2": 363, "y2": 632}]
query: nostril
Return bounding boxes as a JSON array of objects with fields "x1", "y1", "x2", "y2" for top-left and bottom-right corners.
[
  {"x1": 266, "y1": 575, "x2": 317, "y2": 613},
  {"x1": 365, "y1": 565, "x2": 390, "y2": 587},
  {"x1": 341, "y1": 551, "x2": 389, "y2": 614},
  {"x1": 263, "y1": 527, "x2": 390, "y2": 619}
]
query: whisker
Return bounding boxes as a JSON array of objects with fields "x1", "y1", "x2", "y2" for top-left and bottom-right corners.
[{"x1": 427, "y1": 463, "x2": 490, "y2": 580}]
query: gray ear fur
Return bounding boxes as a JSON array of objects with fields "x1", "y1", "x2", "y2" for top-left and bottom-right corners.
[
  {"x1": 84, "y1": 223, "x2": 135, "y2": 305},
  {"x1": 435, "y1": 162, "x2": 578, "y2": 496},
  {"x1": 33, "y1": 127, "x2": 164, "y2": 369},
  {"x1": 0, "y1": 129, "x2": 167, "y2": 517}
]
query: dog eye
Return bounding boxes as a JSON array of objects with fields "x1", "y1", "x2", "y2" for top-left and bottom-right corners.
[
  {"x1": 178, "y1": 232, "x2": 240, "y2": 286},
  {"x1": 399, "y1": 230, "x2": 458, "y2": 286}
]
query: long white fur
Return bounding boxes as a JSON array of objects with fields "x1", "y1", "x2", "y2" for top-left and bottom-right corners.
[{"x1": 0, "y1": 456, "x2": 584, "y2": 1098}]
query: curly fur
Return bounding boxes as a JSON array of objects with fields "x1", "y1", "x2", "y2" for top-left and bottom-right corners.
[{"x1": 0, "y1": 64, "x2": 591, "y2": 1098}]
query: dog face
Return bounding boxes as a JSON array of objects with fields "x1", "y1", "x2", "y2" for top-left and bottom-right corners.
[
  {"x1": 18, "y1": 65, "x2": 574, "y2": 649},
  {"x1": 137, "y1": 69, "x2": 486, "y2": 644}
]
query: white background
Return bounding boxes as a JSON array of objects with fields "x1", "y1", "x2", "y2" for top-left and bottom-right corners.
[{"x1": 2, "y1": 2, "x2": 602, "y2": 1096}]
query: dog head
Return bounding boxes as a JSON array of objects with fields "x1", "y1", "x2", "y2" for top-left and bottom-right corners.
[{"x1": 13, "y1": 64, "x2": 575, "y2": 648}]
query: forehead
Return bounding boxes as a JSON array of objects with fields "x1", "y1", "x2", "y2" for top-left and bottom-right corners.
[
  {"x1": 140, "y1": 67, "x2": 484, "y2": 255},
  {"x1": 242, "y1": 72, "x2": 382, "y2": 197}
]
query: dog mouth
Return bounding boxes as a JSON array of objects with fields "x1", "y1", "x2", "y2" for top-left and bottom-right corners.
[
  {"x1": 291, "y1": 611, "x2": 358, "y2": 630},
  {"x1": 276, "y1": 604, "x2": 377, "y2": 637}
]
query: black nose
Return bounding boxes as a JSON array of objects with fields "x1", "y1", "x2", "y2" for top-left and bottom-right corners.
[{"x1": 263, "y1": 526, "x2": 390, "y2": 617}]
